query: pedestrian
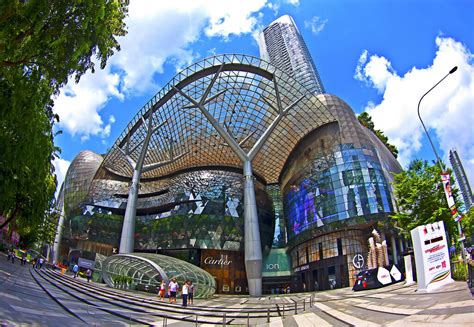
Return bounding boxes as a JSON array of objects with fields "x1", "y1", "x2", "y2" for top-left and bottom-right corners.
[
  {"x1": 158, "y1": 280, "x2": 166, "y2": 301},
  {"x1": 11, "y1": 251, "x2": 15, "y2": 264},
  {"x1": 181, "y1": 281, "x2": 189, "y2": 307},
  {"x1": 168, "y1": 277, "x2": 179, "y2": 304},
  {"x1": 73, "y1": 263, "x2": 79, "y2": 278},
  {"x1": 39, "y1": 257, "x2": 44, "y2": 269},
  {"x1": 86, "y1": 269, "x2": 92, "y2": 282},
  {"x1": 188, "y1": 281, "x2": 194, "y2": 305},
  {"x1": 21, "y1": 253, "x2": 26, "y2": 266}
]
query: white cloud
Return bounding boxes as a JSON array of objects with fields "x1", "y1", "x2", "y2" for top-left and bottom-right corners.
[
  {"x1": 54, "y1": 71, "x2": 121, "y2": 140},
  {"x1": 355, "y1": 36, "x2": 474, "y2": 186},
  {"x1": 354, "y1": 52, "x2": 397, "y2": 93},
  {"x1": 267, "y1": 2, "x2": 280, "y2": 15},
  {"x1": 304, "y1": 16, "x2": 328, "y2": 36},
  {"x1": 53, "y1": 0, "x2": 268, "y2": 140},
  {"x1": 52, "y1": 157, "x2": 71, "y2": 198}
]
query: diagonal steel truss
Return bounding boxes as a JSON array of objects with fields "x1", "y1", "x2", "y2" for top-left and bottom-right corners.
[{"x1": 101, "y1": 54, "x2": 336, "y2": 296}]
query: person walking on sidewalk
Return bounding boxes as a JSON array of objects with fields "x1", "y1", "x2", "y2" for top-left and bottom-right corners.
[
  {"x1": 73, "y1": 263, "x2": 79, "y2": 278},
  {"x1": 181, "y1": 281, "x2": 189, "y2": 307},
  {"x1": 158, "y1": 280, "x2": 166, "y2": 301},
  {"x1": 168, "y1": 278, "x2": 179, "y2": 304},
  {"x1": 188, "y1": 281, "x2": 194, "y2": 305},
  {"x1": 86, "y1": 269, "x2": 92, "y2": 282}
]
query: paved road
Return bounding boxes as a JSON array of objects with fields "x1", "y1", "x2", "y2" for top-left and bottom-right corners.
[
  {"x1": 0, "y1": 255, "x2": 82, "y2": 326},
  {"x1": 1, "y1": 253, "x2": 472, "y2": 326}
]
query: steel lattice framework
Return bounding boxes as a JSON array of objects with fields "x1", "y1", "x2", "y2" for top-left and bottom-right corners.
[{"x1": 102, "y1": 54, "x2": 336, "y2": 184}]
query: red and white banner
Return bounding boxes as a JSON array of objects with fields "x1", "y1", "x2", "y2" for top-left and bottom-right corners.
[
  {"x1": 440, "y1": 173, "x2": 455, "y2": 207},
  {"x1": 440, "y1": 173, "x2": 462, "y2": 223}
]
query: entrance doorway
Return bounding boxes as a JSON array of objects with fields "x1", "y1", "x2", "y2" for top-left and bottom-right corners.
[
  {"x1": 312, "y1": 269, "x2": 319, "y2": 291},
  {"x1": 328, "y1": 266, "x2": 336, "y2": 289}
]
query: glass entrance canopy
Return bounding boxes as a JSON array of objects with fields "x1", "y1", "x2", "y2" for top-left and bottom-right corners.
[{"x1": 102, "y1": 253, "x2": 216, "y2": 298}]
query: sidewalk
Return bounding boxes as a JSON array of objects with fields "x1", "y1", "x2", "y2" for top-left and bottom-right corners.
[
  {"x1": 1, "y1": 252, "x2": 472, "y2": 326},
  {"x1": 0, "y1": 254, "x2": 81, "y2": 326}
]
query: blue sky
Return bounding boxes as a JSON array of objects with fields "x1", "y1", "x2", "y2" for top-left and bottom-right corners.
[{"x1": 53, "y1": 0, "x2": 474, "y2": 196}]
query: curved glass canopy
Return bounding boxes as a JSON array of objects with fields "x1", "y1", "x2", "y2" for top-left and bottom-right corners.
[
  {"x1": 101, "y1": 54, "x2": 336, "y2": 184},
  {"x1": 102, "y1": 253, "x2": 216, "y2": 298}
]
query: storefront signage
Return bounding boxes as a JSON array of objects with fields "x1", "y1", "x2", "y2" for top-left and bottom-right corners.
[
  {"x1": 262, "y1": 249, "x2": 292, "y2": 277},
  {"x1": 78, "y1": 257, "x2": 95, "y2": 269},
  {"x1": 411, "y1": 221, "x2": 453, "y2": 292},
  {"x1": 204, "y1": 256, "x2": 232, "y2": 266},
  {"x1": 352, "y1": 254, "x2": 365, "y2": 269},
  {"x1": 266, "y1": 263, "x2": 280, "y2": 270},
  {"x1": 294, "y1": 264, "x2": 309, "y2": 273}
]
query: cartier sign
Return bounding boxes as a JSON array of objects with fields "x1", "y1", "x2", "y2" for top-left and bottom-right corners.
[{"x1": 204, "y1": 256, "x2": 232, "y2": 266}]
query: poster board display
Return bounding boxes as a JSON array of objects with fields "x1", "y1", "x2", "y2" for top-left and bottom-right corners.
[{"x1": 411, "y1": 221, "x2": 453, "y2": 292}]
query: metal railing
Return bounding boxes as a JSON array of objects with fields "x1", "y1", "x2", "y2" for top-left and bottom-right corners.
[{"x1": 33, "y1": 267, "x2": 316, "y2": 325}]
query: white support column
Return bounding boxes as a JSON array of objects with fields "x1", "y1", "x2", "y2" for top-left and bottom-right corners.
[
  {"x1": 53, "y1": 205, "x2": 65, "y2": 264},
  {"x1": 390, "y1": 235, "x2": 398, "y2": 265},
  {"x1": 119, "y1": 168, "x2": 142, "y2": 254},
  {"x1": 119, "y1": 118, "x2": 186, "y2": 254},
  {"x1": 172, "y1": 71, "x2": 304, "y2": 297},
  {"x1": 398, "y1": 237, "x2": 404, "y2": 254},
  {"x1": 243, "y1": 161, "x2": 262, "y2": 296}
]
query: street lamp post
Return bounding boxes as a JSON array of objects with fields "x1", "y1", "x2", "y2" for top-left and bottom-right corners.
[{"x1": 417, "y1": 66, "x2": 466, "y2": 261}]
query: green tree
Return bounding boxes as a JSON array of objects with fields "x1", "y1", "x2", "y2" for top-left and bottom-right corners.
[
  {"x1": 461, "y1": 207, "x2": 473, "y2": 246},
  {"x1": 0, "y1": 0, "x2": 129, "y2": 241},
  {"x1": 391, "y1": 159, "x2": 460, "y2": 242},
  {"x1": 357, "y1": 112, "x2": 399, "y2": 158},
  {"x1": 0, "y1": 70, "x2": 57, "y2": 233},
  {"x1": 0, "y1": 0, "x2": 129, "y2": 92}
]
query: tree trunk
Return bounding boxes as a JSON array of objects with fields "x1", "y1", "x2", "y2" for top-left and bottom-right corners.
[{"x1": 0, "y1": 203, "x2": 20, "y2": 230}]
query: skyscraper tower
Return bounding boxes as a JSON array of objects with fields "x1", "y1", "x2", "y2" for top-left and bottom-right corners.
[
  {"x1": 449, "y1": 148, "x2": 473, "y2": 212},
  {"x1": 258, "y1": 15, "x2": 325, "y2": 94}
]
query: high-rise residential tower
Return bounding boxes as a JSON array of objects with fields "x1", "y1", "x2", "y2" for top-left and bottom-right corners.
[
  {"x1": 449, "y1": 149, "x2": 473, "y2": 211},
  {"x1": 258, "y1": 15, "x2": 325, "y2": 94}
]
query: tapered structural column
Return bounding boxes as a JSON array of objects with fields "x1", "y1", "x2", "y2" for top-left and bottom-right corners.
[
  {"x1": 119, "y1": 117, "x2": 186, "y2": 254},
  {"x1": 119, "y1": 168, "x2": 142, "y2": 253},
  {"x1": 398, "y1": 237, "x2": 404, "y2": 254},
  {"x1": 390, "y1": 235, "x2": 398, "y2": 265},
  {"x1": 243, "y1": 161, "x2": 263, "y2": 295},
  {"x1": 53, "y1": 204, "x2": 65, "y2": 263},
  {"x1": 173, "y1": 70, "x2": 304, "y2": 296}
]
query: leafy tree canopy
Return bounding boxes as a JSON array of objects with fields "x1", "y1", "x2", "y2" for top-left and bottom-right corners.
[
  {"x1": 0, "y1": 0, "x2": 129, "y2": 92},
  {"x1": 391, "y1": 159, "x2": 461, "y2": 243},
  {"x1": 0, "y1": 0, "x2": 129, "y2": 244},
  {"x1": 358, "y1": 112, "x2": 399, "y2": 158}
]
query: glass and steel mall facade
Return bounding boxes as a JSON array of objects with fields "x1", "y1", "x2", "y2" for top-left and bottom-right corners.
[{"x1": 57, "y1": 54, "x2": 404, "y2": 295}]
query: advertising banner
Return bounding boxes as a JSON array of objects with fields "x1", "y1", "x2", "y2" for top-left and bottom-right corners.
[
  {"x1": 440, "y1": 173, "x2": 462, "y2": 223},
  {"x1": 440, "y1": 173, "x2": 455, "y2": 207},
  {"x1": 411, "y1": 221, "x2": 453, "y2": 292}
]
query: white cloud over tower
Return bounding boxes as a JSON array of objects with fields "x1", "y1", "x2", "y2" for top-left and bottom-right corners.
[{"x1": 355, "y1": 36, "x2": 474, "y2": 184}]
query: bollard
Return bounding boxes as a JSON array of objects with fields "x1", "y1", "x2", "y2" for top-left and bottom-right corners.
[
  {"x1": 303, "y1": 299, "x2": 305, "y2": 311},
  {"x1": 247, "y1": 312, "x2": 250, "y2": 326},
  {"x1": 282, "y1": 305, "x2": 285, "y2": 319},
  {"x1": 295, "y1": 302, "x2": 297, "y2": 314},
  {"x1": 163, "y1": 317, "x2": 167, "y2": 326},
  {"x1": 222, "y1": 313, "x2": 226, "y2": 326},
  {"x1": 267, "y1": 308, "x2": 270, "y2": 323},
  {"x1": 195, "y1": 314, "x2": 198, "y2": 327}
]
